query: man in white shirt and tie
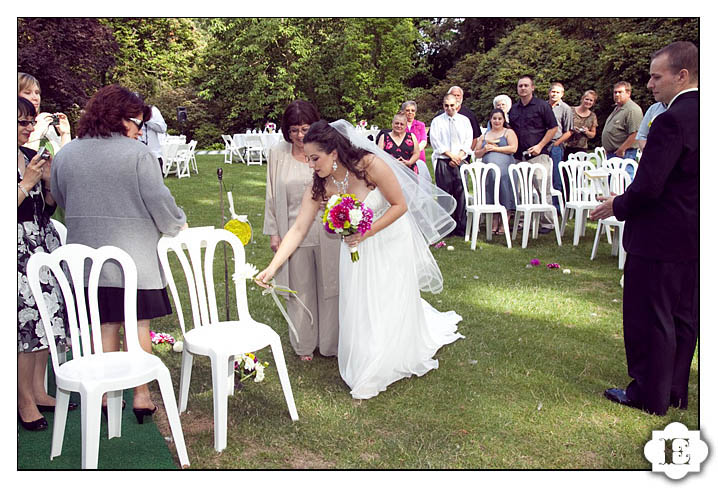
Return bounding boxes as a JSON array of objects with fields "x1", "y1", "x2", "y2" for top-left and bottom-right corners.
[{"x1": 430, "y1": 93, "x2": 474, "y2": 236}]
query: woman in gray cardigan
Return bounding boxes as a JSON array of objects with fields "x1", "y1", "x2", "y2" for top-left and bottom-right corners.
[{"x1": 52, "y1": 85, "x2": 187, "y2": 423}]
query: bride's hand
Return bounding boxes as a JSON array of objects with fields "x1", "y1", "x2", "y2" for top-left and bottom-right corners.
[
  {"x1": 254, "y1": 268, "x2": 275, "y2": 288},
  {"x1": 344, "y1": 232, "x2": 368, "y2": 248}
]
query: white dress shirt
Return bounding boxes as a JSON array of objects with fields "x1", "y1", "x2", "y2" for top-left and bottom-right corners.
[{"x1": 429, "y1": 112, "x2": 473, "y2": 163}]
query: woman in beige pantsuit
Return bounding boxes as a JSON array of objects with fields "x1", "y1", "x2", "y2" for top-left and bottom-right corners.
[{"x1": 263, "y1": 101, "x2": 340, "y2": 361}]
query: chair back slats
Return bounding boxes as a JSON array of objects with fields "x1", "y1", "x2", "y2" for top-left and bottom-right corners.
[
  {"x1": 27, "y1": 244, "x2": 139, "y2": 372},
  {"x1": 559, "y1": 160, "x2": 598, "y2": 203},
  {"x1": 158, "y1": 228, "x2": 251, "y2": 332},
  {"x1": 509, "y1": 161, "x2": 548, "y2": 206},
  {"x1": 461, "y1": 161, "x2": 502, "y2": 208}
]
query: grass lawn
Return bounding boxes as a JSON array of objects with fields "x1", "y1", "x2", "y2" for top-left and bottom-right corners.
[{"x1": 148, "y1": 153, "x2": 698, "y2": 470}]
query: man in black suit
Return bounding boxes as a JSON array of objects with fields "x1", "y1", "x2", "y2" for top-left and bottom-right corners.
[{"x1": 590, "y1": 41, "x2": 699, "y2": 416}]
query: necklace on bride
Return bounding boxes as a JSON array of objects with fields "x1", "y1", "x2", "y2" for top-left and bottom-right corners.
[{"x1": 330, "y1": 165, "x2": 350, "y2": 194}]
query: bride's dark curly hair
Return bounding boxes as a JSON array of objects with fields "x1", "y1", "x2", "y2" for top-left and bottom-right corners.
[{"x1": 303, "y1": 120, "x2": 375, "y2": 201}]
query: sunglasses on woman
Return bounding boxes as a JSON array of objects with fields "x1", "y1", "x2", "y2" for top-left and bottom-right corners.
[
  {"x1": 128, "y1": 117, "x2": 144, "y2": 130},
  {"x1": 18, "y1": 120, "x2": 37, "y2": 127}
]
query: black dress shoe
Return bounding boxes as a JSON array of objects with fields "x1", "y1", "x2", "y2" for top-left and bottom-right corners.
[
  {"x1": 18, "y1": 412, "x2": 48, "y2": 431},
  {"x1": 38, "y1": 402, "x2": 78, "y2": 412},
  {"x1": 133, "y1": 405, "x2": 158, "y2": 424},
  {"x1": 604, "y1": 388, "x2": 641, "y2": 408}
]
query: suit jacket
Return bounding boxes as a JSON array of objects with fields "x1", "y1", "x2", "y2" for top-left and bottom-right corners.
[{"x1": 613, "y1": 90, "x2": 698, "y2": 262}]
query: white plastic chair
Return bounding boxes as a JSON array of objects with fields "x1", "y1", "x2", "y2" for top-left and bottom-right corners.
[
  {"x1": 558, "y1": 159, "x2": 601, "y2": 246},
  {"x1": 157, "y1": 227, "x2": 298, "y2": 452},
  {"x1": 460, "y1": 162, "x2": 511, "y2": 249},
  {"x1": 603, "y1": 157, "x2": 637, "y2": 180},
  {"x1": 243, "y1": 135, "x2": 264, "y2": 165},
  {"x1": 591, "y1": 168, "x2": 632, "y2": 269},
  {"x1": 593, "y1": 146, "x2": 607, "y2": 167},
  {"x1": 509, "y1": 162, "x2": 562, "y2": 248},
  {"x1": 222, "y1": 135, "x2": 245, "y2": 164},
  {"x1": 26, "y1": 244, "x2": 189, "y2": 469}
]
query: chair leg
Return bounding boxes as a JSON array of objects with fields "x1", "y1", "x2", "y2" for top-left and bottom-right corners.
[
  {"x1": 209, "y1": 353, "x2": 229, "y2": 452},
  {"x1": 522, "y1": 212, "x2": 531, "y2": 248},
  {"x1": 551, "y1": 209, "x2": 562, "y2": 246},
  {"x1": 605, "y1": 223, "x2": 613, "y2": 245},
  {"x1": 178, "y1": 350, "x2": 194, "y2": 413},
  {"x1": 106, "y1": 390, "x2": 123, "y2": 439},
  {"x1": 464, "y1": 211, "x2": 471, "y2": 242},
  {"x1": 512, "y1": 211, "x2": 520, "y2": 241},
  {"x1": 50, "y1": 387, "x2": 71, "y2": 460},
  {"x1": 156, "y1": 369, "x2": 190, "y2": 467},
  {"x1": 485, "y1": 212, "x2": 493, "y2": 242},
  {"x1": 591, "y1": 220, "x2": 602, "y2": 260},
  {"x1": 617, "y1": 226, "x2": 626, "y2": 270},
  {"x1": 560, "y1": 207, "x2": 568, "y2": 236},
  {"x1": 573, "y1": 209, "x2": 583, "y2": 246},
  {"x1": 471, "y1": 212, "x2": 480, "y2": 250},
  {"x1": 226, "y1": 356, "x2": 235, "y2": 398},
  {"x1": 500, "y1": 209, "x2": 511, "y2": 249},
  {"x1": 80, "y1": 392, "x2": 103, "y2": 470},
  {"x1": 269, "y1": 336, "x2": 299, "y2": 421}
]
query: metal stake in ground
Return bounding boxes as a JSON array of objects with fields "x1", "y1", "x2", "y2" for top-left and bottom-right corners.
[{"x1": 217, "y1": 167, "x2": 230, "y2": 321}]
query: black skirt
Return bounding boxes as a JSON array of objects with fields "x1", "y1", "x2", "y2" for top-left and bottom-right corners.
[{"x1": 85, "y1": 287, "x2": 173, "y2": 323}]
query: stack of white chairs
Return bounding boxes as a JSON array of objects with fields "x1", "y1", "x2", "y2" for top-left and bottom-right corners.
[
  {"x1": 558, "y1": 159, "x2": 600, "y2": 246},
  {"x1": 157, "y1": 227, "x2": 298, "y2": 452},
  {"x1": 509, "y1": 161, "x2": 562, "y2": 248},
  {"x1": 591, "y1": 168, "x2": 632, "y2": 269},
  {"x1": 27, "y1": 244, "x2": 190, "y2": 469},
  {"x1": 222, "y1": 135, "x2": 245, "y2": 165},
  {"x1": 460, "y1": 161, "x2": 512, "y2": 249}
]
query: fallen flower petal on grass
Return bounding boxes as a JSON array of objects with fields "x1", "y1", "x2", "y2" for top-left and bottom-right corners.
[{"x1": 563, "y1": 269, "x2": 571, "y2": 274}]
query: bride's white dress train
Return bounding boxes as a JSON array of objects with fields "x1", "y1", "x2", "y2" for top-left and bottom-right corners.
[{"x1": 337, "y1": 188, "x2": 464, "y2": 399}]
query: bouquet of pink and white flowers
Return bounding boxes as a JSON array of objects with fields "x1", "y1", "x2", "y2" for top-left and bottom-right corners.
[
  {"x1": 358, "y1": 120, "x2": 368, "y2": 129},
  {"x1": 322, "y1": 194, "x2": 373, "y2": 262},
  {"x1": 265, "y1": 122, "x2": 276, "y2": 133}
]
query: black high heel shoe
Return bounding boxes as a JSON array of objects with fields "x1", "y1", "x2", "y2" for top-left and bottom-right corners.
[
  {"x1": 132, "y1": 405, "x2": 158, "y2": 424},
  {"x1": 101, "y1": 399, "x2": 126, "y2": 419},
  {"x1": 38, "y1": 402, "x2": 78, "y2": 412},
  {"x1": 18, "y1": 412, "x2": 48, "y2": 431}
]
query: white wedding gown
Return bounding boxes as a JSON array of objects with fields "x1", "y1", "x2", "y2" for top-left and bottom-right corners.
[{"x1": 337, "y1": 188, "x2": 464, "y2": 399}]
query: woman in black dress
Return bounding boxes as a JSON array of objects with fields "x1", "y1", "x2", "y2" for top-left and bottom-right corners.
[
  {"x1": 378, "y1": 112, "x2": 420, "y2": 174},
  {"x1": 17, "y1": 96, "x2": 71, "y2": 431}
]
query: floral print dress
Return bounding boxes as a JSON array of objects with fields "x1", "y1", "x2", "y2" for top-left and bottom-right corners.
[
  {"x1": 383, "y1": 132, "x2": 418, "y2": 174},
  {"x1": 18, "y1": 151, "x2": 67, "y2": 353}
]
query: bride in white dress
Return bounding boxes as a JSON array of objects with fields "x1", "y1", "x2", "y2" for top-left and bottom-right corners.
[{"x1": 256, "y1": 119, "x2": 463, "y2": 399}]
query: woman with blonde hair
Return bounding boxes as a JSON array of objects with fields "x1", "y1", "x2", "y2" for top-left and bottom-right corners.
[
  {"x1": 18, "y1": 73, "x2": 72, "y2": 154},
  {"x1": 565, "y1": 90, "x2": 598, "y2": 157}
]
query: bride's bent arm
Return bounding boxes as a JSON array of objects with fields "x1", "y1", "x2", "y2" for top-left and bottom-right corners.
[
  {"x1": 345, "y1": 155, "x2": 407, "y2": 248},
  {"x1": 255, "y1": 186, "x2": 321, "y2": 287}
]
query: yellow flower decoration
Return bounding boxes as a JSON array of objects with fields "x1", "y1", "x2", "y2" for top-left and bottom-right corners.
[{"x1": 224, "y1": 219, "x2": 252, "y2": 245}]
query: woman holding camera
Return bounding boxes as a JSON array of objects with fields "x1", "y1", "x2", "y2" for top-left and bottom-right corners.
[
  {"x1": 18, "y1": 73, "x2": 72, "y2": 154},
  {"x1": 17, "y1": 96, "x2": 71, "y2": 431},
  {"x1": 565, "y1": 90, "x2": 598, "y2": 157}
]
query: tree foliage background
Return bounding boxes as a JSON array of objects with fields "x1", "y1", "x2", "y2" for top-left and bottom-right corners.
[{"x1": 17, "y1": 17, "x2": 698, "y2": 148}]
